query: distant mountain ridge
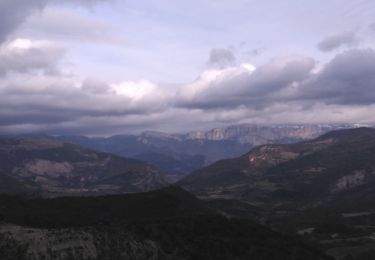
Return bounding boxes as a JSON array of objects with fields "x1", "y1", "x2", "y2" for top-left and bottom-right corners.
[
  {"x1": 23, "y1": 124, "x2": 364, "y2": 180},
  {"x1": 185, "y1": 124, "x2": 341, "y2": 144},
  {"x1": 143, "y1": 123, "x2": 366, "y2": 144}
]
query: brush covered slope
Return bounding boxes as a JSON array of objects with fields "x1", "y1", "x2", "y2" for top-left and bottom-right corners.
[
  {"x1": 179, "y1": 128, "x2": 375, "y2": 259},
  {"x1": 179, "y1": 128, "x2": 375, "y2": 209},
  {"x1": 0, "y1": 187, "x2": 330, "y2": 260},
  {"x1": 0, "y1": 137, "x2": 168, "y2": 194}
]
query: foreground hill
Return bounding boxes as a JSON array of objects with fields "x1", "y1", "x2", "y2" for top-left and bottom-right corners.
[
  {"x1": 179, "y1": 127, "x2": 375, "y2": 209},
  {"x1": 0, "y1": 187, "x2": 330, "y2": 260},
  {"x1": 0, "y1": 137, "x2": 168, "y2": 194},
  {"x1": 179, "y1": 128, "x2": 375, "y2": 259}
]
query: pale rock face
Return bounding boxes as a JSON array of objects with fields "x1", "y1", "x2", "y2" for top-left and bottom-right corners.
[
  {"x1": 185, "y1": 124, "x2": 348, "y2": 145},
  {"x1": 24, "y1": 160, "x2": 74, "y2": 178},
  {"x1": 206, "y1": 128, "x2": 225, "y2": 141},
  {"x1": 186, "y1": 131, "x2": 206, "y2": 140},
  {"x1": 333, "y1": 170, "x2": 366, "y2": 192},
  {"x1": 248, "y1": 145, "x2": 299, "y2": 166}
]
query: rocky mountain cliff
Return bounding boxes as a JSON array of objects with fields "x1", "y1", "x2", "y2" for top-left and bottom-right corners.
[
  {"x1": 185, "y1": 124, "x2": 362, "y2": 144},
  {"x1": 0, "y1": 137, "x2": 168, "y2": 194}
]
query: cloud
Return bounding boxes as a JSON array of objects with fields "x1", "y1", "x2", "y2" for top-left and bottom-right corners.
[
  {"x1": 0, "y1": 0, "x2": 46, "y2": 43},
  {"x1": 0, "y1": 0, "x2": 111, "y2": 43},
  {"x1": 0, "y1": 38, "x2": 65, "y2": 76},
  {"x1": 111, "y1": 80, "x2": 168, "y2": 106},
  {"x1": 19, "y1": 7, "x2": 121, "y2": 44},
  {"x1": 177, "y1": 56, "x2": 314, "y2": 109},
  {"x1": 81, "y1": 78, "x2": 111, "y2": 94},
  {"x1": 298, "y1": 48, "x2": 375, "y2": 105},
  {"x1": 179, "y1": 48, "x2": 375, "y2": 112},
  {"x1": 317, "y1": 31, "x2": 359, "y2": 52},
  {"x1": 0, "y1": 72, "x2": 168, "y2": 132},
  {"x1": 243, "y1": 48, "x2": 264, "y2": 57},
  {"x1": 2, "y1": 46, "x2": 375, "y2": 135},
  {"x1": 207, "y1": 48, "x2": 236, "y2": 68}
]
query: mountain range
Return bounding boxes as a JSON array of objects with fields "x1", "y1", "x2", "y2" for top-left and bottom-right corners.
[
  {"x1": 1, "y1": 127, "x2": 375, "y2": 259},
  {"x1": 29, "y1": 123, "x2": 363, "y2": 180}
]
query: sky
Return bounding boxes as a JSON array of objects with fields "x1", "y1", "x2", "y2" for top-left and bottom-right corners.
[{"x1": 1, "y1": 0, "x2": 375, "y2": 135}]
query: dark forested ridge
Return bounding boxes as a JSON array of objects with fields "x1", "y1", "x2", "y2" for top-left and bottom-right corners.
[{"x1": 0, "y1": 187, "x2": 330, "y2": 260}]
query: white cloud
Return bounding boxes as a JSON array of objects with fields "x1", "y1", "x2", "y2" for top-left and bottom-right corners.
[
  {"x1": 178, "y1": 63, "x2": 258, "y2": 102},
  {"x1": 112, "y1": 80, "x2": 158, "y2": 100}
]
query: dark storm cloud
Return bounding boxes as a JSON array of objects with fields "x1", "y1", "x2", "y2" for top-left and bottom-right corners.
[
  {"x1": 0, "y1": 0, "x2": 46, "y2": 43},
  {"x1": 299, "y1": 48, "x2": 375, "y2": 105},
  {"x1": 317, "y1": 32, "x2": 359, "y2": 52},
  {"x1": 207, "y1": 48, "x2": 236, "y2": 68}
]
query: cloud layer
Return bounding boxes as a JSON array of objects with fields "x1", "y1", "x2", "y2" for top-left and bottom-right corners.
[
  {"x1": 1, "y1": 1, "x2": 375, "y2": 135},
  {"x1": 2, "y1": 45, "x2": 375, "y2": 135}
]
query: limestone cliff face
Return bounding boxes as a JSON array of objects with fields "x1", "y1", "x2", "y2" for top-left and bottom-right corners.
[{"x1": 186, "y1": 124, "x2": 352, "y2": 145}]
